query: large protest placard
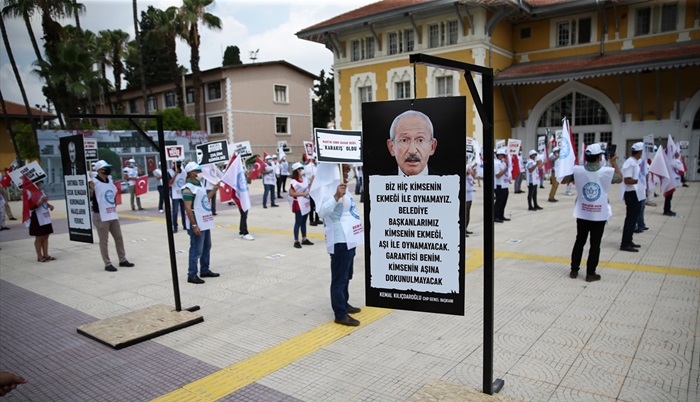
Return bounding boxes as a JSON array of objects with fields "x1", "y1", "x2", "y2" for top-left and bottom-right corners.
[
  {"x1": 196, "y1": 140, "x2": 229, "y2": 165},
  {"x1": 60, "y1": 135, "x2": 93, "y2": 244},
  {"x1": 233, "y1": 141, "x2": 252, "y2": 158},
  {"x1": 165, "y1": 145, "x2": 184, "y2": 161},
  {"x1": 314, "y1": 129, "x2": 361, "y2": 163},
  {"x1": 507, "y1": 139, "x2": 521, "y2": 155},
  {"x1": 362, "y1": 97, "x2": 466, "y2": 315}
]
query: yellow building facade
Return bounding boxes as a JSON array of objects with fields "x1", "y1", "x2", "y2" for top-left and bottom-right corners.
[{"x1": 298, "y1": 0, "x2": 700, "y2": 180}]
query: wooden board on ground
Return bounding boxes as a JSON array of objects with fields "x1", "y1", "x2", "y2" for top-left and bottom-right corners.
[{"x1": 77, "y1": 304, "x2": 203, "y2": 349}]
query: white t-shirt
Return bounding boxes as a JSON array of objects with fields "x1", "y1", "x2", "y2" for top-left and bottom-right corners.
[
  {"x1": 153, "y1": 169, "x2": 162, "y2": 186},
  {"x1": 526, "y1": 158, "x2": 539, "y2": 186},
  {"x1": 621, "y1": 156, "x2": 640, "y2": 192},
  {"x1": 494, "y1": 158, "x2": 508, "y2": 187}
]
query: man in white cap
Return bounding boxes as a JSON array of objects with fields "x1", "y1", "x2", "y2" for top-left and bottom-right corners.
[
  {"x1": 277, "y1": 155, "x2": 289, "y2": 198},
  {"x1": 561, "y1": 144, "x2": 621, "y2": 282},
  {"x1": 122, "y1": 158, "x2": 144, "y2": 211},
  {"x1": 526, "y1": 150, "x2": 544, "y2": 211},
  {"x1": 168, "y1": 160, "x2": 187, "y2": 232},
  {"x1": 262, "y1": 155, "x2": 279, "y2": 208},
  {"x1": 548, "y1": 147, "x2": 561, "y2": 202},
  {"x1": 182, "y1": 162, "x2": 220, "y2": 284},
  {"x1": 620, "y1": 142, "x2": 644, "y2": 252},
  {"x1": 90, "y1": 160, "x2": 135, "y2": 272},
  {"x1": 494, "y1": 148, "x2": 510, "y2": 223}
]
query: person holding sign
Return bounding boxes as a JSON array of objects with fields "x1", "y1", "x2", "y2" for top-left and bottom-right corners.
[
  {"x1": 168, "y1": 160, "x2": 188, "y2": 233},
  {"x1": 182, "y1": 162, "x2": 221, "y2": 284},
  {"x1": 26, "y1": 179, "x2": 55, "y2": 262},
  {"x1": 561, "y1": 144, "x2": 621, "y2": 281},
  {"x1": 386, "y1": 110, "x2": 438, "y2": 176},
  {"x1": 288, "y1": 162, "x2": 313, "y2": 249},
  {"x1": 90, "y1": 160, "x2": 135, "y2": 272},
  {"x1": 123, "y1": 159, "x2": 145, "y2": 211},
  {"x1": 494, "y1": 149, "x2": 510, "y2": 223},
  {"x1": 312, "y1": 164, "x2": 364, "y2": 327},
  {"x1": 526, "y1": 150, "x2": 544, "y2": 211},
  {"x1": 262, "y1": 156, "x2": 279, "y2": 208}
]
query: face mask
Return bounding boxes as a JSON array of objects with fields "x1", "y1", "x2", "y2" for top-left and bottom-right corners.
[
  {"x1": 102, "y1": 167, "x2": 112, "y2": 176},
  {"x1": 195, "y1": 173, "x2": 203, "y2": 181}
]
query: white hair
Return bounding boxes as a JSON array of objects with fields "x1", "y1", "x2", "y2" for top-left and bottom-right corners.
[{"x1": 389, "y1": 110, "x2": 434, "y2": 141}]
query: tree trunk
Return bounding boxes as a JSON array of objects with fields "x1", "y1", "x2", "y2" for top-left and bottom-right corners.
[
  {"x1": 100, "y1": 62, "x2": 114, "y2": 114},
  {"x1": 0, "y1": 14, "x2": 38, "y2": 162},
  {"x1": 190, "y1": 24, "x2": 202, "y2": 129},
  {"x1": 0, "y1": 88, "x2": 24, "y2": 166},
  {"x1": 167, "y1": 37, "x2": 184, "y2": 112},
  {"x1": 133, "y1": 0, "x2": 148, "y2": 114}
]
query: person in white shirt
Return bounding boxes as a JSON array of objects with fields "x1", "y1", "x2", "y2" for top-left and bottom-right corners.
[
  {"x1": 305, "y1": 158, "x2": 320, "y2": 225},
  {"x1": 122, "y1": 158, "x2": 144, "y2": 211},
  {"x1": 153, "y1": 167, "x2": 164, "y2": 213},
  {"x1": 548, "y1": 147, "x2": 560, "y2": 202},
  {"x1": 262, "y1": 155, "x2": 279, "y2": 208},
  {"x1": 494, "y1": 149, "x2": 510, "y2": 222},
  {"x1": 663, "y1": 151, "x2": 685, "y2": 216},
  {"x1": 526, "y1": 150, "x2": 544, "y2": 211},
  {"x1": 277, "y1": 156, "x2": 289, "y2": 198},
  {"x1": 168, "y1": 160, "x2": 188, "y2": 232},
  {"x1": 288, "y1": 162, "x2": 313, "y2": 248},
  {"x1": 465, "y1": 157, "x2": 477, "y2": 237},
  {"x1": 620, "y1": 142, "x2": 643, "y2": 252}
]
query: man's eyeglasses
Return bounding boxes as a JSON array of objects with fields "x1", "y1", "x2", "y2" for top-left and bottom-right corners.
[{"x1": 393, "y1": 137, "x2": 433, "y2": 149}]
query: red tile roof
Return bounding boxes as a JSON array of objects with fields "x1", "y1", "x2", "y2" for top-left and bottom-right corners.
[
  {"x1": 298, "y1": 0, "x2": 430, "y2": 34},
  {"x1": 495, "y1": 41, "x2": 700, "y2": 85},
  {"x1": 0, "y1": 100, "x2": 55, "y2": 117}
]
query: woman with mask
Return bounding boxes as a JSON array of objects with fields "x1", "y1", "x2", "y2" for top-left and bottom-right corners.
[
  {"x1": 288, "y1": 162, "x2": 313, "y2": 249},
  {"x1": 28, "y1": 180, "x2": 55, "y2": 262}
]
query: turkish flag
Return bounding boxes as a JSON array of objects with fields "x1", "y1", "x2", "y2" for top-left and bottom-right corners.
[
  {"x1": 251, "y1": 156, "x2": 266, "y2": 180},
  {"x1": 115, "y1": 181, "x2": 122, "y2": 205},
  {"x1": 22, "y1": 175, "x2": 44, "y2": 225},
  {"x1": 146, "y1": 155, "x2": 157, "y2": 172},
  {"x1": 220, "y1": 182, "x2": 233, "y2": 203},
  {"x1": 135, "y1": 175, "x2": 149, "y2": 197},
  {"x1": 1, "y1": 171, "x2": 12, "y2": 188},
  {"x1": 510, "y1": 154, "x2": 521, "y2": 178}
]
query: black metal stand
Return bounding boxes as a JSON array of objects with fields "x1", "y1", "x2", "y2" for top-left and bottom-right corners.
[
  {"x1": 70, "y1": 113, "x2": 198, "y2": 313},
  {"x1": 409, "y1": 54, "x2": 503, "y2": 395}
]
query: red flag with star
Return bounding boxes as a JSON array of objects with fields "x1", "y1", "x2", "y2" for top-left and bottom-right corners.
[
  {"x1": 219, "y1": 182, "x2": 233, "y2": 203},
  {"x1": 251, "y1": 156, "x2": 266, "y2": 180},
  {"x1": 135, "y1": 175, "x2": 149, "y2": 197}
]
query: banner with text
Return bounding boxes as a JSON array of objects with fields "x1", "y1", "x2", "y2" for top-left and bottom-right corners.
[
  {"x1": 362, "y1": 98, "x2": 466, "y2": 315},
  {"x1": 165, "y1": 145, "x2": 184, "y2": 161},
  {"x1": 196, "y1": 140, "x2": 229, "y2": 165},
  {"x1": 60, "y1": 135, "x2": 93, "y2": 244},
  {"x1": 314, "y1": 128, "x2": 361, "y2": 163},
  {"x1": 8, "y1": 161, "x2": 47, "y2": 189}
]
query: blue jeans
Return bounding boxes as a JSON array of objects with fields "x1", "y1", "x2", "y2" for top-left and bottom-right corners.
[
  {"x1": 263, "y1": 184, "x2": 276, "y2": 206},
  {"x1": 188, "y1": 228, "x2": 211, "y2": 278},
  {"x1": 330, "y1": 243, "x2": 355, "y2": 319},
  {"x1": 171, "y1": 198, "x2": 186, "y2": 229},
  {"x1": 635, "y1": 199, "x2": 646, "y2": 230},
  {"x1": 294, "y1": 210, "x2": 308, "y2": 240}
]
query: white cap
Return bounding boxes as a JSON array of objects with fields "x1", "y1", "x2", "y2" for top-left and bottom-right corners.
[
  {"x1": 184, "y1": 161, "x2": 202, "y2": 173},
  {"x1": 265, "y1": 155, "x2": 272, "y2": 160},
  {"x1": 128, "y1": 158, "x2": 136, "y2": 163},
  {"x1": 529, "y1": 150, "x2": 538, "y2": 156},
  {"x1": 272, "y1": 154, "x2": 277, "y2": 158},
  {"x1": 496, "y1": 149, "x2": 507, "y2": 156},
  {"x1": 552, "y1": 147, "x2": 560, "y2": 152},
  {"x1": 586, "y1": 143, "x2": 603, "y2": 155},
  {"x1": 94, "y1": 160, "x2": 111, "y2": 171},
  {"x1": 631, "y1": 142, "x2": 644, "y2": 152},
  {"x1": 291, "y1": 162, "x2": 304, "y2": 170}
]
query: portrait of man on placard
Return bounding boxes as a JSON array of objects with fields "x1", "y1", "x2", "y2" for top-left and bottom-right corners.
[
  {"x1": 60, "y1": 136, "x2": 86, "y2": 176},
  {"x1": 386, "y1": 110, "x2": 439, "y2": 176}
]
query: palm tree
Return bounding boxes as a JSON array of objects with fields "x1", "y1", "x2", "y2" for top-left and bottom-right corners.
[
  {"x1": 95, "y1": 31, "x2": 114, "y2": 113},
  {"x1": 101, "y1": 29, "x2": 129, "y2": 111},
  {"x1": 179, "y1": 0, "x2": 221, "y2": 128},
  {"x1": 2, "y1": 0, "x2": 43, "y2": 65},
  {"x1": 148, "y1": 6, "x2": 184, "y2": 111}
]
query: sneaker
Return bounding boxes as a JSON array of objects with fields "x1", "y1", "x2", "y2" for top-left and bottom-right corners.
[
  {"x1": 105, "y1": 265, "x2": 117, "y2": 272},
  {"x1": 138, "y1": 208, "x2": 145, "y2": 211},
  {"x1": 548, "y1": 199, "x2": 559, "y2": 202},
  {"x1": 645, "y1": 201, "x2": 657, "y2": 207},
  {"x1": 301, "y1": 239, "x2": 314, "y2": 245},
  {"x1": 294, "y1": 241, "x2": 302, "y2": 249},
  {"x1": 570, "y1": 270, "x2": 578, "y2": 279},
  {"x1": 334, "y1": 315, "x2": 360, "y2": 326},
  {"x1": 159, "y1": 209, "x2": 164, "y2": 213},
  {"x1": 535, "y1": 206, "x2": 543, "y2": 210},
  {"x1": 585, "y1": 274, "x2": 601, "y2": 282},
  {"x1": 309, "y1": 221, "x2": 318, "y2": 226},
  {"x1": 188, "y1": 275, "x2": 205, "y2": 284},
  {"x1": 620, "y1": 246, "x2": 638, "y2": 252},
  {"x1": 200, "y1": 271, "x2": 220, "y2": 278},
  {"x1": 173, "y1": 227, "x2": 178, "y2": 233},
  {"x1": 465, "y1": 230, "x2": 474, "y2": 235},
  {"x1": 263, "y1": 205, "x2": 268, "y2": 209},
  {"x1": 119, "y1": 260, "x2": 135, "y2": 267},
  {"x1": 242, "y1": 234, "x2": 255, "y2": 241},
  {"x1": 347, "y1": 305, "x2": 361, "y2": 314},
  {"x1": 271, "y1": 204, "x2": 279, "y2": 208},
  {"x1": 528, "y1": 207, "x2": 536, "y2": 211},
  {"x1": 9, "y1": 217, "x2": 17, "y2": 221}
]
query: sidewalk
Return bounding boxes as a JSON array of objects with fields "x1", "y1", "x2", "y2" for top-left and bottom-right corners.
[{"x1": 1, "y1": 179, "x2": 698, "y2": 401}]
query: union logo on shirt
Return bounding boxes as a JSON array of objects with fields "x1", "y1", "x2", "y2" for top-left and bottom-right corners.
[
  {"x1": 201, "y1": 196, "x2": 212, "y2": 212},
  {"x1": 582, "y1": 182, "x2": 601, "y2": 202},
  {"x1": 105, "y1": 189, "x2": 116, "y2": 205}
]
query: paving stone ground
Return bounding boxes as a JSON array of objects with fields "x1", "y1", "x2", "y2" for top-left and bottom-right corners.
[{"x1": 1, "y1": 178, "x2": 698, "y2": 401}]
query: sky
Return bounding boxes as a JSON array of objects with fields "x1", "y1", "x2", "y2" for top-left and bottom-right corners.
[{"x1": 0, "y1": 0, "x2": 377, "y2": 109}]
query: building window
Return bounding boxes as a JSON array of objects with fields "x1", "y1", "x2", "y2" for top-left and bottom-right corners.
[
  {"x1": 206, "y1": 81, "x2": 221, "y2": 101},
  {"x1": 447, "y1": 20, "x2": 459, "y2": 45},
  {"x1": 405, "y1": 29, "x2": 415, "y2": 52},
  {"x1": 635, "y1": 7, "x2": 651, "y2": 36},
  {"x1": 275, "y1": 117, "x2": 289, "y2": 134},
  {"x1": 358, "y1": 86, "x2": 373, "y2": 104},
  {"x1": 208, "y1": 116, "x2": 223, "y2": 134},
  {"x1": 600, "y1": 132, "x2": 612, "y2": 145},
  {"x1": 164, "y1": 92, "x2": 176, "y2": 108},
  {"x1": 186, "y1": 87, "x2": 195, "y2": 104},
  {"x1": 351, "y1": 40, "x2": 361, "y2": 61},
  {"x1": 583, "y1": 132, "x2": 596, "y2": 146},
  {"x1": 436, "y1": 76, "x2": 453, "y2": 97},
  {"x1": 351, "y1": 38, "x2": 375, "y2": 61},
  {"x1": 147, "y1": 95, "x2": 157, "y2": 112},
  {"x1": 365, "y1": 37, "x2": 375, "y2": 59},
  {"x1": 557, "y1": 17, "x2": 591, "y2": 46},
  {"x1": 429, "y1": 24, "x2": 440, "y2": 48},
  {"x1": 520, "y1": 27, "x2": 531, "y2": 39},
  {"x1": 274, "y1": 85, "x2": 288, "y2": 103},
  {"x1": 661, "y1": 3, "x2": 678, "y2": 32},
  {"x1": 128, "y1": 99, "x2": 138, "y2": 114},
  {"x1": 389, "y1": 32, "x2": 398, "y2": 55},
  {"x1": 395, "y1": 81, "x2": 411, "y2": 100}
]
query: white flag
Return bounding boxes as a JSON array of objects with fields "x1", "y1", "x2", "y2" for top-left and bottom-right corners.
[
  {"x1": 555, "y1": 117, "x2": 575, "y2": 183},
  {"x1": 220, "y1": 155, "x2": 251, "y2": 212},
  {"x1": 649, "y1": 145, "x2": 670, "y2": 180},
  {"x1": 662, "y1": 135, "x2": 681, "y2": 196},
  {"x1": 309, "y1": 163, "x2": 341, "y2": 210}
]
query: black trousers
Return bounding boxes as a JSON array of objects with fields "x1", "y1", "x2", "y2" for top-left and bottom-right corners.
[
  {"x1": 494, "y1": 186, "x2": 508, "y2": 220},
  {"x1": 527, "y1": 184, "x2": 539, "y2": 208},
  {"x1": 571, "y1": 219, "x2": 606, "y2": 275},
  {"x1": 238, "y1": 207, "x2": 248, "y2": 235},
  {"x1": 622, "y1": 191, "x2": 640, "y2": 246},
  {"x1": 664, "y1": 192, "x2": 673, "y2": 213}
]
